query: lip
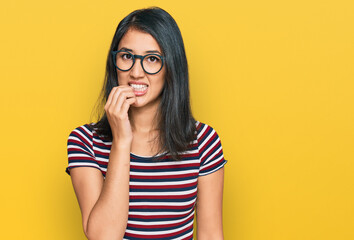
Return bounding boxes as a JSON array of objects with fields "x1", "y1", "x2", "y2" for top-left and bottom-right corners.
[
  {"x1": 132, "y1": 87, "x2": 148, "y2": 96},
  {"x1": 128, "y1": 81, "x2": 149, "y2": 96}
]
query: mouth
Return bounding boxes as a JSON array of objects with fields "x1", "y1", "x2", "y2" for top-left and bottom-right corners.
[{"x1": 129, "y1": 83, "x2": 148, "y2": 96}]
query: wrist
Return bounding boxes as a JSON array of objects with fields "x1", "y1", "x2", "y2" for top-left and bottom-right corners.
[{"x1": 112, "y1": 138, "x2": 132, "y2": 149}]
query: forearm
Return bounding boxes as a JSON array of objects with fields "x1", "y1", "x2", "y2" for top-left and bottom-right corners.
[
  {"x1": 196, "y1": 168, "x2": 225, "y2": 240},
  {"x1": 86, "y1": 140, "x2": 131, "y2": 240},
  {"x1": 197, "y1": 231, "x2": 224, "y2": 240},
  {"x1": 196, "y1": 214, "x2": 224, "y2": 240}
]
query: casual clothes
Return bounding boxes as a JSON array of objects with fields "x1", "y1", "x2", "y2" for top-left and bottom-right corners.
[{"x1": 66, "y1": 121, "x2": 227, "y2": 240}]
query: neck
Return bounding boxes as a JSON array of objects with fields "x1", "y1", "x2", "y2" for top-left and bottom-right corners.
[{"x1": 129, "y1": 102, "x2": 160, "y2": 134}]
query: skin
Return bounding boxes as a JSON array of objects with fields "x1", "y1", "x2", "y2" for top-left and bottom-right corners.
[{"x1": 69, "y1": 28, "x2": 225, "y2": 239}]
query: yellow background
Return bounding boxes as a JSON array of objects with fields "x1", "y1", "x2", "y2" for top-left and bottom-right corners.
[{"x1": 1, "y1": 0, "x2": 353, "y2": 239}]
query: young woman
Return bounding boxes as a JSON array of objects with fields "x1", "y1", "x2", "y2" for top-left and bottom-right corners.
[{"x1": 66, "y1": 7, "x2": 227, "y2": 240}]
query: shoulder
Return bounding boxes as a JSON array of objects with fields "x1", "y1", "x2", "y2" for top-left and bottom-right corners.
[
  {"x1": 66, "y1": 123, "x2": 103, "y2": 176},
  {"x1": 67, "y1": 123, "x2": 94, "y2": 143},
  {"x1": 67, "y1": 123, "x2": 105, "y2": 150},
  {"x1": 194, "y1": 120, "x2": 221, "y2": 142},
  {"x1": 195, "y1": 120, "x2": 227, "y2": 176},
  {"x1": 67, "y1": 122, "x2": 111, "y2": 150}
]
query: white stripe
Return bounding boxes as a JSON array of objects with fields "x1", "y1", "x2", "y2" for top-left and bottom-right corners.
[
  {"x1": 129, "y1": 188, "x2": 196, "y2": 196},
  {"x1": 200, "y1": 139, "x2": 220, "y2": 164},
  {"x1": 78, "y1": 126, "x2": 93, "y2": 146},
  {"x1": 93, "y1": 146, "x2": 199, "y2": 155},
  {"x1": 173, "y1": 230, "x2": 194, "y2": 240},
  {"x1": 93, "y1": 146, "x2": 110, "y2": 153},
  {"x1": 125, "y1": 219, "x2": 193, "y2": 235},
  {"x1": 81, "y1": 125, "x2": 93, "y2": 137},
  {"x1": 199, "y1": 161, "x2": 226, "y2": 176},
  {"x1": 127, "y1": 210, "x2": 195, "y2": 226},
  {"x1": 129, "y1": 199, "x2": 196, "y2": 206},
  {"x1": 85, "y1": 167, "x2": 199, "y2": 174},
  {"x1": 197, "y1": 123, "x2": 208, "y2": 140},
  {"x1": 199, "y1": 128, "x2": 215, "y2": 155},
  {"x1": 129, "y1": 209, "x2": 191, "y2": 216},
  {"x1": 200, "y1": 134, "x2": 219, "y2": 159},
  {"x1": 95, "y1": 156, "x2": 109, "y2": 163},
  {"x1": 204, "y1": 145, "x2": 222, "y2": 164},
  {"x1": 130, "y1": 169, "x2": 198, "y2": 176},
  {"x1": 68, "y1": 153, "x2": 94, "y2": 158},
  {"x1": 94, "y1": 155, "x2": 200, "y2": 165},
  {"x1": 69, "y1": 130, "x2": 94, "y2": 156},
  {"x1": 130, "y1": 159, "x2": 199, "y2": 166},
  {"x1": 68, "y1": 162, "x2": 99, "y2": 168},
  {"x1": 68, "y1": 145, "x2": 93, "y2": 156},
  {"x1": 200, "y1": 154, "x2": 223, "y2": 170},
  {"x1": 130, "y1": 178, "x2": 197, "y2": 186},
  {"x1": 172, "y1": 148, "x2": 198, "y2": 155},
  {"x1": 93, "y1": 137, "x2": 112, "y2": 145}
]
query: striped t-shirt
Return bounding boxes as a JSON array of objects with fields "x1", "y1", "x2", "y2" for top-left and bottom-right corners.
[{"x1": 65, "y1": 120, "x2": 227, "y2": 240}]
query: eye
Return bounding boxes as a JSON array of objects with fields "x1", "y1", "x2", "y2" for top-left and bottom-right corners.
[
  {"x1": 147, "y1": 56, "x2": 160, "y2": 63},
  {"x1": 122, "y1": 53, "x2": 133, "y2": 60}
]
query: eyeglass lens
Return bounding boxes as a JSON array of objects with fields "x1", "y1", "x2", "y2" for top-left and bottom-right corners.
[{"x1": 115, "y1": 52, "x2": 163, "y2": 74}]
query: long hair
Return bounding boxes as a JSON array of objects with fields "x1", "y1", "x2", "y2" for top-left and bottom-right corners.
[{"x1": 92, "y1": 7, "x2": 196, "y2": 161}]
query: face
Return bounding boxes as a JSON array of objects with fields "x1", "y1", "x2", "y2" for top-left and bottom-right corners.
[{"x1": 116, "y1": 28, "x2": 166, "y2": 109}]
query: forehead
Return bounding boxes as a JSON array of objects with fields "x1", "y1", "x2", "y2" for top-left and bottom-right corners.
[{"x1": 118, "y1": 28, "x2": 162, "y2": 53}]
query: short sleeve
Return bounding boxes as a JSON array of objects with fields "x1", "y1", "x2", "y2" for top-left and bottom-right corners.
[
  {"x1": 198, "y1": 123, "x2": 228, "y2": 176},
  {"x1": 65, "y1": 124, "x2": 101, "y2": 175}
]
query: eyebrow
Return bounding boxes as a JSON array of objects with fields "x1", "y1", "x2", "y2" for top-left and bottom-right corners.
[{"x1": 119, "y1": 47, "x2": 162, "y2": 55}]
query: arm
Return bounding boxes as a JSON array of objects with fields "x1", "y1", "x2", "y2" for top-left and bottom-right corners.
[
  {"x1": 196, "y1": 167, "x2": 225, "y2": 240},
  {"x1": 70, "y1": 142, "x2": 131, "y2": 240},
  {"x1": 69, "y1": 86, "x2": 136, "y2": 239}
]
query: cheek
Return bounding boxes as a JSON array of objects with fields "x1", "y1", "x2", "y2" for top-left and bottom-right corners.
[
  {"x1": 157, "y1": 71, "x2": 166, "y2": 88},
  {"x1": 154, "y1": 77, "x2": 165, "y2": 92},
  {"x1": 117, "y1": 72, "x2": 128, "y2": 85}
]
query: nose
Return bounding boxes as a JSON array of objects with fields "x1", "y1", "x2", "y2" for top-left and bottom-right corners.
[{"x1": 129, "y1": 58, "x2": 145, "y2": 79}]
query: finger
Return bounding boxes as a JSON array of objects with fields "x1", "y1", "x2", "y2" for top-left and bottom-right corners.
[
  {"x1": 105, "y1": 87, "x2": 118, "y2": 109},
  {"x1": 110, "y1": 86, "x2": 134, "y2": 107},
  {"x1": 114, "y1": 91, "x2": 135, "y2": 112},
  {"x1": 111, "y1": 88, "x2": 135, "y2": 107},
  {"x1": 121, "y1": 97, "x2": 136, "y2": 114}
]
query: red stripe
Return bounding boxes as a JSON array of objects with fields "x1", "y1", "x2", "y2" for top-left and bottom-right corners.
[
  {"x1": 201, "y1": 156, "x2": 225, "y2": 173},
  {"x1": 94, "y1": 150, "x2": 109, "y2": 156},
  {"x1": 201, "y1": 141, "x2": 222, "y2": 163},
  {"x1": 199, "y1": 131, "x2": 218, "y2": 155},
  {"x1": 127, "y1": 213, "x2": 194, "y2": 229},
  {"x1": 66, "y1": 122, "x2": 224, "y2": 239},
  {"x1": 130, "y1": 172, "x2": 198, "y2": 179},
  {"x1": 68, "y1": 138, "x2": 93, "y2": 155},
  {"x1": 130, "y1": 202, "x2": 195, "y2": 210},
  {"x1": 130, "y1": 192, "x2": 197, "y2": 200},
  {"x1": 72, "y1": 128, "x2": 92, "y2": 147},
  {"x1": 68, "y1": 156, "x2": 95, "y2": 161},
  {"x1": 130, "y1": 182, "x2": 197, "y2": 190},
  {"x1": 128, "y1": 211, "x2": 192, "y2": 220},
  {"x1": 124, "y1": 223, "x2": 193, "y2": 238},
  {"x1": 131, "y1": 162, "x2": 199, "y2": 170},
  {"x1": 95, "y1": 160, "x2": 108, "y2": 166},
  {"x1": 198, "y1": 124, "x2": 211, "y2": 145}
]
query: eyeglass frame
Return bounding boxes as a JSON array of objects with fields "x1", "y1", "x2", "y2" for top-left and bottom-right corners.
[{"x1": 111, "y1": 50, "x2": 165, "y2": 75}]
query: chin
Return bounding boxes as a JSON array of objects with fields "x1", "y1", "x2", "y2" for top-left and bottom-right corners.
[
  {"x1": 132, "y1": 97, "x2": 161, "y2": 109},
  {"x1": 131, "y1": 98, "x2": 145, "y2": 108}
]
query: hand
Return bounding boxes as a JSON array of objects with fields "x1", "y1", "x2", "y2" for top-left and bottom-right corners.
[{"x1": 104, "y1": 85, "x2": 136, "y2": 145}]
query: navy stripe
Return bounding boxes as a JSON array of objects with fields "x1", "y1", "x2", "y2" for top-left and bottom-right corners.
[
  {"x1": 66, "y1": 121, "x2": 226, "y2": 239},
  {"x1": 127, "y1": 216, "x2": 194, "y2": 231},
  {"x1": 129, "y1": 196, "x2": 197, "y2": 203}
]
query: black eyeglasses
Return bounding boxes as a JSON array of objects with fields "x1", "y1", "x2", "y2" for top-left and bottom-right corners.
[{"x1": 111, "y1": 50, "x2": 164, "y2": 75}]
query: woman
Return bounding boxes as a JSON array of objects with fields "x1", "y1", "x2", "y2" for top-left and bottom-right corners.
[{"x1": 66, "y1": 7, "x2": 227, "y2": 240}]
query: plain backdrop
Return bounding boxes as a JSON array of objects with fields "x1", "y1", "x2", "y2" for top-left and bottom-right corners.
[{"x1": 0, "y1": 0, "x2": 353, "y2": 239}]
